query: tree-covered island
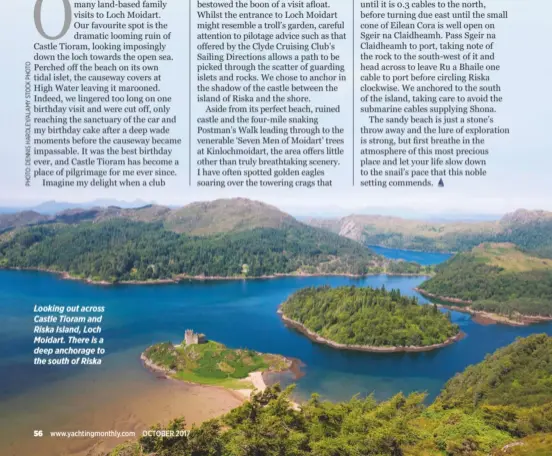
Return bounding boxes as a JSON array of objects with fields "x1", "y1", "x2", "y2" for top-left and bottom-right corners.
[{"x1": 279, "y1": 285, "x2": 461, "y2": 352}]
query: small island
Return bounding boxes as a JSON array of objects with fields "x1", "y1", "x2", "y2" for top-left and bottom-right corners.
[
  {"x1": 279, "y1": 285, "x2": 462, "y2": 352},
  {"x1": 141, "y1": 330, "x2": 293, "y2": 395}
]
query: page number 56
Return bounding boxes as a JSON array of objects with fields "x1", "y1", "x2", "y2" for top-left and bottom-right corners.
[{"x1": 34, "y1": 0, "x2": 72, "y2": 40}]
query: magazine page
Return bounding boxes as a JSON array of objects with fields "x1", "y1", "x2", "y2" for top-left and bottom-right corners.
[{"x1": 1, "y1": 1, "x2": 551, "y2": 455}]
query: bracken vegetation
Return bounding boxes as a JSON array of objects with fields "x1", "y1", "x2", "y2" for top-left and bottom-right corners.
[
  {"x1": 109, "y1": 335, "x2": 552, "y2": 456},
  {"x1": 281, "y1": 285, "x2": 459, "y2": 348},
  {"x1": 436, "y1": 334, "x2": 552, "y2": 438}
]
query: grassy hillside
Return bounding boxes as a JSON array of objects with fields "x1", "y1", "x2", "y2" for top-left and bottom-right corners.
[
  {"x1": 281, "y1": 285, "x2": 459, "y2": 348},
  {"x1": 143, "y1": 339, "x2": 289, "y2": 389},
  {"x1": 307, "y1": 209, "x2": 552, "y2": 258},
  {"x1": 111, "y1": 335, "x2": 552, "y2": 456},
  {"x1": 419, "y1": 243, "x2": 552, "y2": 318}
]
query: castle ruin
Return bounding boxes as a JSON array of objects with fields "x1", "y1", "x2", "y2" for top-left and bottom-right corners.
[{"x1": 184, "y1": 329, "x2": 206, "y2": 346}]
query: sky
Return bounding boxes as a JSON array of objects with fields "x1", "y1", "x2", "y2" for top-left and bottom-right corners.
[{"x1": 0, "y1": 0, "x2": 550, "y2": 217}]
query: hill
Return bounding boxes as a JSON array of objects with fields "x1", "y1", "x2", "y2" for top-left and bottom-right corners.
[
  {"x1": 0, "y1": 211, "x2": 49, "y2": 233},
  {"x1": 280, "y1": 285, "x2": 460, "y2": 350},
  {"x1": 0, "y1": 198, "x2": 310, "y2": 235},
  {"x1": 306, "y1": 214, "x2": 498, "y2": 250},
  {"x1": 59, "y1": 198, "x2": 296, "y2": 235},
  {"x1": 436, "y1": 334, "x2": 552, "y2": 438},
  {"x1": 418, "y1": 243, "x2": 552, "y2": 320},
  {"x1": 109, "y1": 335, "x2": 552, "y2": 456},
  {"x1": 0, "y1": 199, "x2": 426, "y2": 282},
  {"x1": 438, "y1": 334, "x2": 552, "y2": 410},
  {"x1": 163, "y1": 198, "x2": 297, "y2": 235},
  {"x1": 307, "y1": 209, "x2": 552, "y2": 258}
]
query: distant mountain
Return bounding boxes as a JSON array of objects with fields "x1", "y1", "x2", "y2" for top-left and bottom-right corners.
[
  {"x1": 305, "y1": 214, "x2": 498, "y2": 249},
  {"x1": 0, "y1": 199, "x2": 425, "y2": 282},
  {"x1": 500, "y1": 209, "x2": 552, "y2": 225},
  {"x1": 419, "y1": 243, "x2": 552, "y2": 319},
  {"x1": 33, "y1": 199, "x2": 152, "y2": 214},
  {"x1": 306, "y1": 209, "x2": 552, "y2": 257},
  {"x1": 292, "y1": 205, "x2": 502, "y2": 220},
  {"x1": 0, "y1": 199, "x2": 154, "y2": 215},
  {"x1": 163, "y1": 198, "x2": 297, "y2": 235},
  {"x1": 0, "y1": 199, "x2": 298, "y2": 235},
  {"x1": 0, "y1": 211, "x2": 49, "y2": 233}
]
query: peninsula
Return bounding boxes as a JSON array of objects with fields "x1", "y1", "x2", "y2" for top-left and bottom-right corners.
[
  {"x1": 0, "y1": 198, "x2": 427, "y2": 284},
  {"x1": 279, "y1": 285, "x2": 461, "y2": 352},
  {"x1": 141, "y1": 330, "x2": 293, "y2": 396},
  {"x1": 418, "y1": 243, "x2": 552, "y2": 325}
]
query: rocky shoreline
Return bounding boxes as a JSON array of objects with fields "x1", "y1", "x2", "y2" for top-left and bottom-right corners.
[
  {"x1": 140, "y1": 352, "x2": 176, "y2": 377},
  {"x1": 415, "y1": 288, "x2": 552, "y2": 326},
  {"x1": 3, "y1": 266, "x2": 430, "y2": 286},
  {"x1": 140, "y1": 350, "x2": 301, "y2": 400},
  {"x1": 278, "y1": 309, "x2": 464, "y2": 353}
]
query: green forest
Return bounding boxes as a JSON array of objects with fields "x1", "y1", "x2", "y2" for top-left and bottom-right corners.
[
  {"x1": 280, "y1": 286, "x2": 459, "y2": 348},
  {"x1": 110, "y1": 335, "x2": 552, "y2": 456},
  {"x1": 420, "y1": 243, "x2": 552, "y2": 317},
  {"x1": 0, "y1": 219, "x2": 425, "y2": 282}
]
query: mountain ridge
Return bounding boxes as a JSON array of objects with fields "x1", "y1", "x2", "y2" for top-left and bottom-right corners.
[
  {"x1": 306, "y1": 209, "x2": 552, "y2": 256},
  {"x1": 0, "y1": 199, "x2": 427, "y2": 282},
  {"x1": 0, "y1": 198, "x2": 299, "y2": 236}
]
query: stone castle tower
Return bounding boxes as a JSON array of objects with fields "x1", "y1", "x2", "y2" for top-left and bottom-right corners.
[{"x1": 184, "y1": 329, "x2": 206, "y2": 346}]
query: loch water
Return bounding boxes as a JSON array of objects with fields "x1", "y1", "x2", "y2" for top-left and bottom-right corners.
[
  {"x1": 368, "y1": 245, "x2": 453, "y2": 265},
  {"x1": 0, "y1": 262, "x2": 551, "y2": 452}
]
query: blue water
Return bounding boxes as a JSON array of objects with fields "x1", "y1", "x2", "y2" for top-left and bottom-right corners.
[
  {"x1": 1, "y1": 269, "x2": 551, "y2": 409},
  {"x1": 369, "y1": 246, "x2": 453, "y2": 265}
]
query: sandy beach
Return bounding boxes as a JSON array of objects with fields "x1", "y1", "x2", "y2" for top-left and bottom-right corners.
[
  {"x1": 236, "y1": 371, "x2": 268, "y2": 398},
  {"x1": 1, "y1": 379, "x2": 244, "y2": 456},
  {"x1": 0, "y1": 352, "x2": 245, "y2": 456},
  {"x1": 4, "y1": 352, "x2": 284, "y2": 456}
]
